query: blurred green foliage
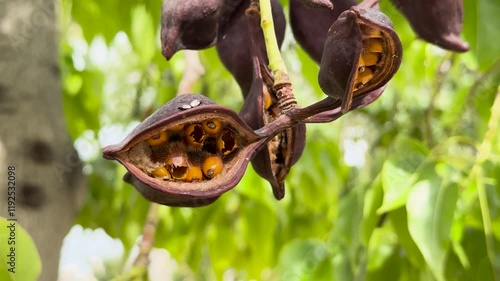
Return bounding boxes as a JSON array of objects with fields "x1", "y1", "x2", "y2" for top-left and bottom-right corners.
[
  {"x1": 0, "y1": 218, "x2": 41, "y2": 281},
  {"x1": 59, "y1": 0, "x2": 500, "y2": 280}
]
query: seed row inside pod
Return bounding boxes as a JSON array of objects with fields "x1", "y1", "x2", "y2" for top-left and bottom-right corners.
[
  {"x1": 125, "y1": 119, "x2": 239, "y2": 183},
  {"x1": 354, "y1": 24, "x2": 385, "y2": 92},
  {"x1": 262, "y1": 86, "x2": 288, "y2": 169}
]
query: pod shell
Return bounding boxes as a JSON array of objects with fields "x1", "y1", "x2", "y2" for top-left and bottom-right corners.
[
  {"x1": 391, "y1": 0, "x2": 468, "y2": 52},
  {"x1": 216, "y1": 0, "x2": 286, "y2": 98},
  {"x1": 290, "y1": 0, "x2": 357, "y2": 63},
  {"x1": 318, "y1": 7, "x2": 403, "y2": 112},
  {"x1": 161, "y1": 0, "x2": 245, "y2": 60},
  {"x1": 238, "y1": 48, "x2": 306, "y2": 200},
  {"x1": 103, "y1": 94, "x2": 264, "y2": 207}
]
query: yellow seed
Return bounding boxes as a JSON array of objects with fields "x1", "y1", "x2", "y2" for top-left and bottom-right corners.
[
  {"x1": 202, "y1": 156, "x2": 223, "y2": 179},
  {"x1": 263, "y1": 86, "x2": 273, "y2": 110},
  {"x1": 202, "y1": 119, "x2": 222, "y2": 135},
  {"x1": 216, "y1": 130, "x2": 237, "y2": 156},
  {"x1": 151, "y1": 166, "x2": 170, "y2": 179},
  {"x1": 359, "y1": 52, "x2": 379, "y2": 67},
  {"x1": 146, "y1": 131, "x2": 168, "y2": 146},
  {"x1": 355, "y1": 68, "x2": 374, "y2": 89},
  {"x1": 365, "y1": 38, "x2": 384, "y2": 53},
  {"x1": 184, "y1": 124, "x2": 205, "y2": 148},
  {"x1": 185, "y1": 165, "x2": 203, "y2": 182},
  {"x1": 169, "y1": 124, "x2": 184, "y2": 132}
]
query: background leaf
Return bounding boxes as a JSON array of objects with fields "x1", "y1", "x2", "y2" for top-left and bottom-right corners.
[
  {"x1": 406, "y1": 165, "x2": 459, "y2": 281},
  {"x1": 0, "y1": 218, "x2": 41, "y2": 281}
]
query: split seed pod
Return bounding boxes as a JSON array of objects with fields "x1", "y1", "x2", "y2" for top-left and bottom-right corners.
[
  {"x1": 391, "y1": 0, "x2": 468, "y2": 52},
  {"x1": 290, "y1": 0, "x2": 357, "y2": 63},
  {"x1": 318, "y1": 7, "x2": 403, "y2": 113},
  {"x1": 238, "y1": 9, "x2": 306, "y2": 200},
  {"x1": 102, "y1": 94, "x2": 265, "y2": 207},
  {"x1": 241, "y1": 80, "x2": 306, "y2": 200}
]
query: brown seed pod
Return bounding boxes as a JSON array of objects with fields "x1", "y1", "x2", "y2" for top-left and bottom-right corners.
[
  {"x1": 161, "y1": 0, "x2": 245, "y2": 60},
  {"x1": 216, "y1": 0, "x2": 286, "y2": 98},
  {"x1": 391, "y1": 0, "x2": 468, "y2": 52},
  {"x1": 318, "y1": 7, "x2": 403, "y2": 113},
  {"x1": 297, "y1": 0, "x2": 333, "y2": 9},
  {"x1": 102, "y1": 94, "x2": 265, "y2": 207},
  {"x1": 290, "y1": 0, "x2": 357, "y2": 63},
  {"x1": 238, "y1": 10, "x2": 306, "y2": 200}
]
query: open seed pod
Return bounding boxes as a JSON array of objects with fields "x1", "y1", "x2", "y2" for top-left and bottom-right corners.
[
  {"x1": 391, "y1": 0, "x2": 468, "y2": 52},
  {"x1": 216, "y1": 0, "x2": 286, "y2": 97},
  {"x1": 290, "y1": 0, "x2": 356, "y2": 63},
  {"x1": 102, "y1": 94, "x2": 266, "y2": 207},
  {"x1": 318, "y1": 7, "x2": 403, "y2": 113},
  {"x1": 237, "y1": 10, "x2": 306, "y2": 200},
  {"x1": 241, "y1": 72, "x2": 306, "y2": 200}
]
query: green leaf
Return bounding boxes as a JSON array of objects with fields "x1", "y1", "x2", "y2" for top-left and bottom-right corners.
[
  {"x1": 0, "y1": 218, "x2": 41, "y2": 281},
  {"x1": 130, "y1": 5, "x2": 155, "y2": 64},
  {"x1": 379, "y1": 135, "x2": 429, "y2": 212},
  {"x1": 276, "y1": 239, "x2": 329, "y2": 281},
  {"x1": 463, "y1": 0, "x2": 500, "y2": 70},
  {"x1": 389, "y1": 207, "x2": 425, "y2": 268},
  {"x1": 406, "y1": 166, "x2": 458, "y2": 281},
  {"x1": 362, "y1": 176, "x2": 384, "y2": 245},
  {"x1": 366, "y1": 228, "x2": 402, "y2": 281},
  {"x1": 330, "y1": 187, "x2": 364, "y2": 249}
]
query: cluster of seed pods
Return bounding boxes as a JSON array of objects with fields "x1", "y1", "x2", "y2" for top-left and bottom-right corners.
[{"x1": 103, "y1": 0, "x2": 468, "y2": 207}]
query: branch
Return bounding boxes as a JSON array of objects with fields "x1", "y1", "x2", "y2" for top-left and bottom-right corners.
[{"x1": 258, "y1": 0, "x2": 296, "y2": 111}]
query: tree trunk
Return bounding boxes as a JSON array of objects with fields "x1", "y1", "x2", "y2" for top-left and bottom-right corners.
[{"x1": 0, "y1": 0, "x2": 85, "y2": 280}]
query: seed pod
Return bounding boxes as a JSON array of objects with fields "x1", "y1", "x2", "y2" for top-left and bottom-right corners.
[
  {"x1": 216, "y1": 0, "x2": 286, "y2": 98},
  {"x1": 238, "y1": 11, "x2": 306, "y2": 200},
  {"x1": 161, "y1": 0, "x2": 245, "y2": 60},
  {"x1": 391, "y1": 0, "x2": 468, "y2": 52},
  {"x1": 297, "y1": 0, "x2": 333, "y2": 9},
  {"x1": 290, "y1": 0, "x2": 357, "y2": 63},
  {"x1": 103, "y1": 94, "x2": 265, "y2": 207},
  {"x1": 318, "y1": 7, "x2": 403, "y2": 113}
]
